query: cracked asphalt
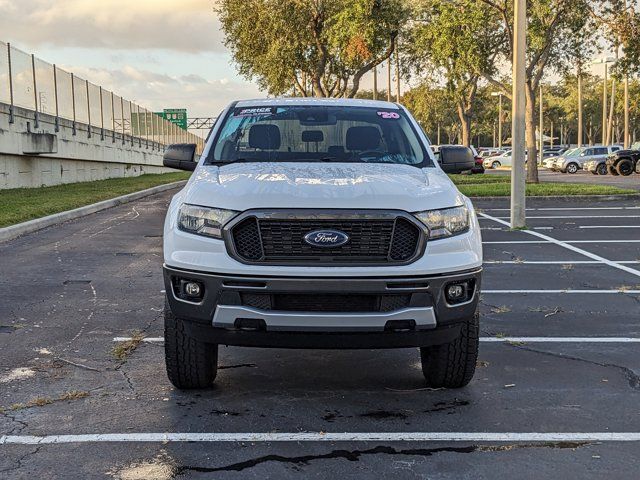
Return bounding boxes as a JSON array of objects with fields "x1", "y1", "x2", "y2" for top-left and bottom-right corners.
[{"x1": 1, "y1": 189, "x2": 640, "y2": 479}]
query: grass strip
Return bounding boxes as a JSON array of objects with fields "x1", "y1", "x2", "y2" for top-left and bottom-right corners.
[
  {"x1": 0, "y1": 172, "x2": 191, "y2": 228},
  {"x1": 456, "y1": 182, "x2": 635, "y2": 197}
]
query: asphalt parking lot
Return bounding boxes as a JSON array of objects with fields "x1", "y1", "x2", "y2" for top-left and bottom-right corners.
[{"x1": 1, "y1": 189, "x2": 640, "y2": 479}]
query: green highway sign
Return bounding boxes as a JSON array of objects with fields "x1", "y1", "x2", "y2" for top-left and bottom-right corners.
[{"x1": 155, "y1": 108, "x2": 188, "y2": 130}]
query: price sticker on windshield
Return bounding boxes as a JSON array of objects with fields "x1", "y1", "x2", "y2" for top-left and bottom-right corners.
[{"x1": 377, "y1": 111, "x2": 400, "y2": 119}]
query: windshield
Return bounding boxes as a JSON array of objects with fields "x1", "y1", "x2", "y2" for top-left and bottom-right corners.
[
  {"x1": 632, "y1": 141, "x2": 640, "y2": 150},
  {"x1": 205, "y1": 105, "x2": 432, "y2": 166},
  {"x1": 564, "y1": 148, "x2": 581, "y2": 157}
]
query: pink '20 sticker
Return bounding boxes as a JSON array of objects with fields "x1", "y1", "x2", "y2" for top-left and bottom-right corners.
[{"x1": 377, "y1": 111, "x2": 400, "y2": 119}]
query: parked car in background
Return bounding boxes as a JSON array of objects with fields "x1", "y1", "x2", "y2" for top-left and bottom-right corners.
[
  {"x1": 543, "y1": 147, "x2": 567, "y2": 157},
  {"x1": 469, "y1": 145, "x2": 485, "y2": 173},
  {"x1": 432, "y1": 145, "x2": 478, "y2": 174},
  {"x1": 479, "y1": 148, "x2": 507, "y2": 158},
  {"x1": 604, "y1": 142, "x2": 640, "y2": 176},
  {"x1": 556, "y1": 145, "x2": 622, "y2": 173},
  {"x1": 482, "y1": 150, "x2": 518, "y2": 169},
  {"x1": 548, "y1": 147, "x2": 580, "y2": 171},
  {"x1": 584, "y1": 156, "x2": 610, "y2": 175}
]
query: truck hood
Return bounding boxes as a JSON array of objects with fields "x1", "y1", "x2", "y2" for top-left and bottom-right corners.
[{"x1": 181, "y1": 162, "x2": 465, "y2": 212}]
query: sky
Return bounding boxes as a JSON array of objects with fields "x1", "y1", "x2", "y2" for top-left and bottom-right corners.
[
  {"x1": 0, "y1": 0, "x2": 264, "y2": 118},
  {"x1": 0, "y1": 0, "x2": 610, "y2": 122}
]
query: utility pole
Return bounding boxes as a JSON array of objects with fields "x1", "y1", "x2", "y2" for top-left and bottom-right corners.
[
  {"x1": 602, "y1": 63, "x2": 607, "y2": 145},
  {"x1": 493, "y1": 123, "x2": 497, "y2": 148},
  {"x1": 623, "y1": 0, "x2": 630, "y2": 149},
  {"x1": 550, "y1": 120, "x2": 554, "y2": 148},
  {"x1": 539, "y1": 84, "x2": 544, "y2": 165},
  {"x1": 373, "y1": 66, "x2": 378, "y2": 100},
  {"x1": 606, "y1": 76, "x2": 616, "y2": 145},
  {"x1": 511, "y1": 0, "x2": 527, "y2": 228},
  {"x1": 577, "y1": 63, "x2": 583, "y2": 147},
  {"x1": 498, "y1": 94, "x2": 503, "y2": 149},
  {"x1": 491, "y1": 92, "x2": 503, "y2": 149},
  {"x1": 387, "y1": 58, "x2": 392, "y2": 102},
  {"x1": 395, "y1": 40, "x2": 401, "y2": 103},
  {"x1": 624, "y1": 74, "x2": 629, "y2": 148},
  {"x1": 437, "y1": 122, "x2": 441, "y2": 145}
]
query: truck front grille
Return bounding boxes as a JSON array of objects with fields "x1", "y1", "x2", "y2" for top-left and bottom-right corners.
[
  {"x1": 228, "y1": 212, "x2": 424, "y2": 265},
  {"x1": 241, "y1": 293, "x2": 411, "y2": 312}
]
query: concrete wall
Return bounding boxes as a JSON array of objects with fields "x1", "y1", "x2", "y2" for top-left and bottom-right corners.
[{"x1": 0, "y1": 102, "x2": 173, "y2": 189}]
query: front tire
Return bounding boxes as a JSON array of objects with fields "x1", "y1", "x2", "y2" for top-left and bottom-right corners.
[
  {"x1": 491, "y1": 161, "x2": 501, "y2": 169},
  {"x1": 164, "y1": 300, "x2": 218, "y2": 389},
  {"x1": 566, "y1": 162, "x2": 579, "y2": 174},
  {"x1": 617, "y1": 159, "x2": 634, "y2": 176},
  {"x1": 597, "y1": 164, "x2": 608, "y2": 176},
  {"x1": 420, "y1": 311, "x2": 479, "y2": 388}
]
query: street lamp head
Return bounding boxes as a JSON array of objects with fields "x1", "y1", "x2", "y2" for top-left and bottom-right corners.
[
  {"x1": 490, "y1": 92, "x2": 502, "y2": 97},
  {"x1": 590, "y1": 56, "x2": 616, "y2": 65}
]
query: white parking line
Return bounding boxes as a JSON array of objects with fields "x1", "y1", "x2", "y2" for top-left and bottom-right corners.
[
  {"x1": 113, "y1": 335, "x2": 640, "y2": 344},
  {"x1": 484, "y1": 215, "x2": 640, "y2": 220},
  {"x1": 478, "y1": 212, "x2": 640, "y2": 279},
  {"x1": 579, "y1": 226, "x2": 640, "y2": 229},
  {"x1": 484, "y1": 260, "x2": 640, "y2": 264},
  {"x1": 2, "y1": 432, "x2": 640, "y2": 444},
  {"x1": 483, "y1": 289, "x2": 640, "y2": 293},
  {"x1": 482, "y1": 207, "x2": 640, "y2": 212},
  {"x1": 480, "y1": 337, "x2": 640, "y2": 343},
  {"x1": 483, "y1": 241, "x2": 548, "y2": 244},
  {"x1": 483, "y1": 240, "x2": 640, "y2": 244}
]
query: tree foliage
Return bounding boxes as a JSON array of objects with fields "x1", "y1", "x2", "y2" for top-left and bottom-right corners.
[
  {"x1": 405, "y1": 0, "x2": 502, "y2": 146},
  {"x1": 216, "y1": 0, "x2": 410, "y2": 97}
]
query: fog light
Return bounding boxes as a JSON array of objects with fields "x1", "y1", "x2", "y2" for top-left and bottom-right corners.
[
  {"x1": 184, "y1": 282, "x2": 201, "y2": 297},
  {"x1": 447, "y1": 284, "x2": 465, "y2": 300},
  {"x1": 445, "y1": 280, "x2": 475, "y2": 305}
]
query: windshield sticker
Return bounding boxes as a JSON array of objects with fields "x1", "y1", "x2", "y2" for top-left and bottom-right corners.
[
  {"x1": 377, "y1": 111, "x2": 400, "y2": 119},
  {"x1": 234, "y1": 107, "x2": 276, "y2": 116}
]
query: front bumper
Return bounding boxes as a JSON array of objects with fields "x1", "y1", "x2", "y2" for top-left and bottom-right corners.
[{"x1": 163, "y1": 265, "x2": 481, "y2": 349}]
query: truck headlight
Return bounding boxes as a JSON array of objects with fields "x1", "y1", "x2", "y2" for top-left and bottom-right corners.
[
  {"x1": 414, "y1": 205, "x2": 470, "y2": 239},
  {"x1": 177, "y1": 204, "x2": 238, "y2": 239}
]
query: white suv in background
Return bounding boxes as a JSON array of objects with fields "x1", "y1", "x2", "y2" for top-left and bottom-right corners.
[
  {"x1": 556, "y1": 145, "x2": 622, "y2": 173},
  {"x1": 161, "y1": 98, "x2": 482, "y2": 390}
]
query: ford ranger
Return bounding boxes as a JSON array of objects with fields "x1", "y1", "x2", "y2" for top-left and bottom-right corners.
[{"x1": 161, "y1": 98, "x2": 483, "y2": 390}]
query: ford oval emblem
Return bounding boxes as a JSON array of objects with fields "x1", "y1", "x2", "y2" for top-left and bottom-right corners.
[{"x1": 304, "y1": 230, "x2": 350, "y2": 248}]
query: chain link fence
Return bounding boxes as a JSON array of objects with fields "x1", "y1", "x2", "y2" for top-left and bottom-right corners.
[{"x1": 0, "y1": 41, "x2": 205, "y2": 155}]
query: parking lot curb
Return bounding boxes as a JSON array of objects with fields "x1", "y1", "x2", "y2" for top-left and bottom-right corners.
[
  {"x1": 0, "y1": 180, "x2": 187, "y2": 243},
  {"x1": 470, "y1": 194, "x2": 640, "y2": 201}
]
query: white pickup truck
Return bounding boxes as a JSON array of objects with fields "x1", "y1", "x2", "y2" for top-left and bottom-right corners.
[{"x1": 162, "y1": 98, "x2": 483, "y2": 389}]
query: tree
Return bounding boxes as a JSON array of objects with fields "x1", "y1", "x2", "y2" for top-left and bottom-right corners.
[
  {"x1": 405, "y1": 0, "x2": 502, "y2": 146},
  {"x1": 216, "y1": 0, "x2": 410, "y2": 98},
  {"x1": 477, "y1": 0, "x2": 591, "y2": 182},
  {"x1": 402, "y1": 82, "x2": 460, "y2": 143}
]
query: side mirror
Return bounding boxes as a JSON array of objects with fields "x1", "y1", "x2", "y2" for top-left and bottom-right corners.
[{"x1": 163, "y1": 144, "x2": 198, "y2": 171}]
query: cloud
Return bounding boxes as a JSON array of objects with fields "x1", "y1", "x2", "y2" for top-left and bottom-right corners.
[
  {"x1": 62, "y1": 64, "x2": 263, "y2": 117},
  {"x1": 0, "y1": 0, "x2": 225, "y2": 53}
]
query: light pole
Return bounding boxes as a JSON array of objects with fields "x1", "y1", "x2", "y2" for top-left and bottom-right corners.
[
  {"x1": 624, "y1": 74, "x2": 629, "y2": 148},
  {"x1": 577, "y1": 62, "x2": 583, "y2": 148},
  {"x1": 591, "y1": 57, "x2": 615, "y2": 145},
  {"x1": 511, "y1": 0, "x2": 527, "y2": 228},
  {"x1": 395, "y1": 39, "x2": 401, "y2": 102},
  {"x1": 387, "y1": 58, "x2": 392, "y2": 102},
  {"x1": 373, "y1": 65, "x2": 378, "y2": 100},
  {"x1": 491, "y1": 92, "x2": 504, "y2": 150},
  {"x1": 539, "y1": 83, "x2": 544, "y2": 165}
]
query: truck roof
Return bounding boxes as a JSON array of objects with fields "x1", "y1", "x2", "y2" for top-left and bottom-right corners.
[{"x1": 235, "y1": 97, "x2": 400, "y2": 109}]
